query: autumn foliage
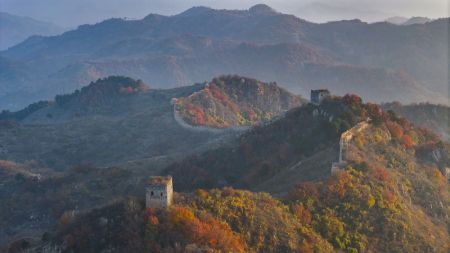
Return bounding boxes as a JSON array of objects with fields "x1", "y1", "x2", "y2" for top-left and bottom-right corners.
[
  {"x1": 171, "y1": 96, "x2": 450, "y2": 252},
  {"x1": 343, "y1": 94, "x2": 362, "y2": 107},
  {"x1": 402, "y1": 135, "x2": 415, "y2": 148},
  {"x1": 386, "y1": 121, "x2": 404, "y2": 139},
  {"x1": 291, "y1": 203, "x2": 312, "y2": 225},
  {"x1": 370, "y1": 167, "x2": 391, "y2": 182},
  {"x1": 146, "y1": 206, "x2": 246, "y2": 252},
  {"x1": 175, "y1": 75, "x2": 303, "y2": 128},
  {"x1": 326, "y1": 170, "x2": 354, "y2": 199}
]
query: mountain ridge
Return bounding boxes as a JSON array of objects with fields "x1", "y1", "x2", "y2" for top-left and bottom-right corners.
[
  {"x1": 0, "y1": 12, "x2": 65, "y2": 50},
  {"x1": 0, "y1": 5, "x2": 448, "y2": 110},
  {"x1": 385, "y1": 16, "x2": 433, "y2": 25}
]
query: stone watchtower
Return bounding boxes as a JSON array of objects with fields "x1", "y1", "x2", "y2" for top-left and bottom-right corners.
[
  {"x1": 146, "y1": 176, "x2": 173, "y2": 209},
  {"x1": 311, "y1": 89, "x2": 330, "y2": 105}
]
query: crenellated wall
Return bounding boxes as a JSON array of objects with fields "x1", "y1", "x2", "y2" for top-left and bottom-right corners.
[{"x1": 332, "y1": 121, "x2": 369, "y2": 173}]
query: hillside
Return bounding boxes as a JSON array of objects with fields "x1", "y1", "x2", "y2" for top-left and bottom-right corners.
[
  {"x1": 0, "y1": 76, "x2": 246, "y2": 171},
  {"x1": 0, "y1": 4, "x2": 448, "y2": 110},
  {"x1": 0, "y1": 75, "x2": 309, "y2": 246},
  {"x1": 383, "y1": 102, "x2": 450, "y2": 141},
  {"x1": 19, "y1": 94, "x2": 450, "y2": 252},
  {"x1": 0, "y1": 74, "x2": 305, "y2": 178},
  {"x1": 0, "y1": 74, "x2": 303, "y2": 178},
  {"x1": 165, "y1": 94, "x2": 450, "y2": 195},
  {"x1": 0, "y1": 76, "x2": 232, "y2": 246},
  {"x1": 0, "y1": 76, "x2": 149, "y2": 122},
  {"x1": 166, "y1": 94, "x2": 385, "y2": 192},
  {"x1": 174, "y1": 75, "x2": 304, "y2": 128},
  {"x1": 0, "y1": 12, "x2": 65, "y2": 50}
]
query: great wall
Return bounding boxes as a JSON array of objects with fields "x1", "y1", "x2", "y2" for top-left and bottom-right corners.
[
  {"x1": 331, "y1": 121, "x2": 370, "y2": 173},
  {"x1": 171, "y1": 98, "x2": 249, "y2": 134}
]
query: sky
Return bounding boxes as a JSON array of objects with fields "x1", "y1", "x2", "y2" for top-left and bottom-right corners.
[{"x1": 0, "y1": 0, "x2": 448, "y2": 27}]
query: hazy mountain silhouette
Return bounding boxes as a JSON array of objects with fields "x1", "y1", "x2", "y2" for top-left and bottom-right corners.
[
  {"x1": 0, "y1": 12, "x2": 65, "y2": 50},
  {"x1": 385, "y1": 16, "x2": 409, "y2": 25},
  {"x1": 402, "y1": 16, "x2": 432, "y2": 25},
  {"x1": 0, "y1": 4, "x2": 448, "y2": 110},
  {"x1": 385, "y1": 16, "x2": 432, "y2": 25}
]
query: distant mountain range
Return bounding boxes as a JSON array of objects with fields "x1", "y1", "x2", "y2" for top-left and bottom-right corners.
[
  {"x1": 0, "y1": 12, "x2": 65, "y2": 50},
  {"x1": 0, "y1": 4, "x2": 448, "y2": 110},
  {"x1": 385, "y1": 16, "x2": 432, "y2": 25}
]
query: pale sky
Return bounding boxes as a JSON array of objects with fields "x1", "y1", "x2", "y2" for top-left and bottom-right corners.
[{"x1": 0, "y1": 0, "x2": 448, "y2": 27}]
